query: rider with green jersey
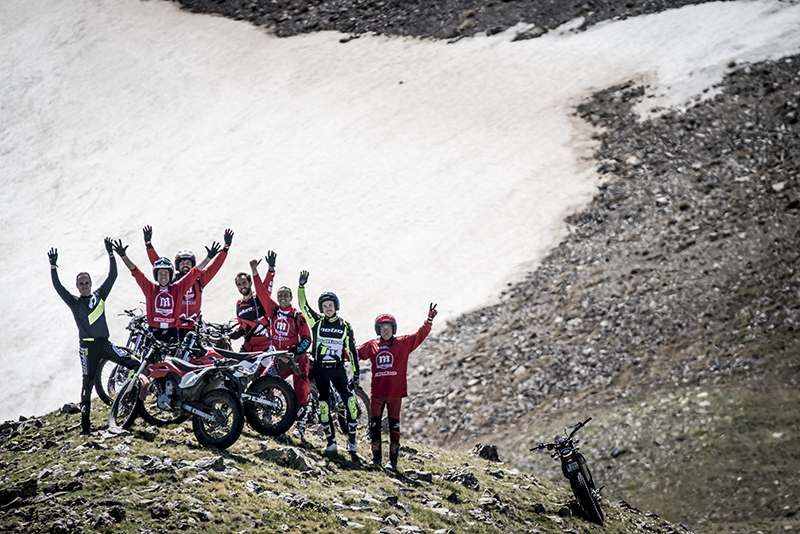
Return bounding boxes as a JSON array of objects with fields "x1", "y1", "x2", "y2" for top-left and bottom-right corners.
[{"x1": 297, "y1": 270, "x2": 360, "y2": 458}]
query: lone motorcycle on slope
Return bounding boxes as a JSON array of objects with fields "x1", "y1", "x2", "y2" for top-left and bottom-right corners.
[{"x1": 530, "y1": 417, "x2": 604, "y2": 525}]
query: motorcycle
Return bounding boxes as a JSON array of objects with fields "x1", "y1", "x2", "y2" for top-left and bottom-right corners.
[
  {"x1": 143, "y1": 355, "x2": 245, "y2": 449},
  {"x1": 169, "y1": 326, "x2": 299, "y2": 437},
  {"x1": 530, "y1": 417, "x2": 604, "y2": 525},
  {"x1": 95, "y1": 308, "x2": 148, "y2": 405}
]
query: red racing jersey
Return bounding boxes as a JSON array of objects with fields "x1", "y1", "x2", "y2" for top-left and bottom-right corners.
[
  {"x1": 131, "y1": 266, "x2": 201, "y2": 329},
  {"x1": 357, "y1": 320, "x2": 432, "y2": 397},
  {"x1": 231, "y1": 270, "x2": 275, "y2": 343},
  {"x1": 147, "y1": 247, "x2": 228, "y2": 328},
  {"x1": 252, "y1": 273, "x2": 312, "y2": 352}
]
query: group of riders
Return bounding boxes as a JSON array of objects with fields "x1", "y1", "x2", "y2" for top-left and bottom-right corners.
[{"x1": 49, "y1": 227, "x2": 437, "y2": 471}]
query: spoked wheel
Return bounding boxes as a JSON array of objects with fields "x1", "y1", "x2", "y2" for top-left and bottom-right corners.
[
  {"x1": 138, "y1": 377, "x2": 189, "y2": 427},
  {"x1": 334, "y1": 387, "x2": 370, "y2": 441},
  {"x1": 244, "y1": 376, "x2": 298, "y2": 436},
  {"x1": 95, "y1": 358, "x2": 128, "y2": 405},
  {"x1": 108, "y1": 380, "x2": 141, "y2": 430},
  {"x1": 571, "y1": 472, "x2": 604, "y2": 525},
  {"x1": 192, "y1": 388, "x2": 244, "y2": 449}
]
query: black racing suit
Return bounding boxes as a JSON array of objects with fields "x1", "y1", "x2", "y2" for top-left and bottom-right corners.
[
  {"x1": 51, "y1": 253, "x2": 138, "y2": 434},
  {"x1": 298, "y1": 287, "x2": 360, "y2": 449}
]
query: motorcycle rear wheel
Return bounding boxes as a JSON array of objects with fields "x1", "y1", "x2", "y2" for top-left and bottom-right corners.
[
  {"x1": 192, "y1": 388, "x2": 244, "y2": 449},
  {"x1": 571, "y1": 471, "x2": 604, "y2": 525},
  {"x1": 108, "y1": 380, "x2": 141, "y2": 430},
  {"x1": 244, "y1": 376, "x2": 298, "y2": 436},
  {"x1": 138, "y1": 378, "x2": 189, "y2": 427},
  {"x1": 335, "y1": 387, "x2": 370, "y2": 441}
]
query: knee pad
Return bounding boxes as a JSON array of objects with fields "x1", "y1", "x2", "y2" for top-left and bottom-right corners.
[
  {"x1": 370, "y1": 416, "x2": 382, "y2": 443},
  {"x1": 389, "y1": 417, "x2": 400, "y2": 443},
  {"x1": 319, "y1": 400, "x2": 330, "y2": 423},
  {"x1": 347, "y1": 395, "x2": 358, "y2": 421}
]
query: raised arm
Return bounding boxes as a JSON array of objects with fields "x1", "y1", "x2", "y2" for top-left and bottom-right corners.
[
  {"x1": 113, "y1": 239, "x2": 136, "y2": 271},
  {"x1": 297, "y1": 270, "x2": 320, "y2": 327},
  {"x1": 96, "y1": 237, "x2": 118, "y2": 300},
  {"x1": 48, "y1": 247, "x2": 75, "y2": 305},
  {"x1": 143, "y1": 225, "x2": 159, "y2": 265}
]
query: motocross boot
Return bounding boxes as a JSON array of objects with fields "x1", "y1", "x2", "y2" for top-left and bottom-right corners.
[
  {"x1": 292, "y1": 406, "x2": 309, "y2": 440},
  {"x1": 80, "y1": 402, "x2": 91, "y2": 436},
  {"x1": 388, "y1": 442, "x2": 399, "y2": 471},
  {"x1": 371, "y1": 441, "x2": 382, "y2": 466}
]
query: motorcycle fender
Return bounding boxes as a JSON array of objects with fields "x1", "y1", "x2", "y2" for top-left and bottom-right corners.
[
  {"x1": 179, "y1": 371, "x2": 201, "y2": 389},
  {"x1": 137, "y1": 375, "x2": 150, "y2": 402}
]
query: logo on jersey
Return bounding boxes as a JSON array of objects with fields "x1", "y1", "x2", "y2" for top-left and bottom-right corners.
[
  {"x1": 155, "y1": 292, "x2": 175, "y2": 316},
  {"x1": 274, "y1": 316, "x2": 290, "y2": 337},
  {"x1": 375, "y1": 350, "x2": 394, "y2": 370}
]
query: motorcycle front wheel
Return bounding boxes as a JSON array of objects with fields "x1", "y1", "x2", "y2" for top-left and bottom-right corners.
[
  {"x1": 244, "y1": 376, "x2": 298, "y2": 436},
  {"x1": 192, "y1": 388, "x2": 244, "y2": 449},
  {"x1": 138, "y1": 378, "x2": 189, "y2": 427},
  {"x1": 571, "y1": 471, "x2": 604, "y2": 525},
  {"x1": 108, "y1": 380, "x2": 141, "y2": 430}
]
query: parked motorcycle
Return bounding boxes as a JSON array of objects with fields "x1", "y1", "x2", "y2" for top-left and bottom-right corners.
[
  {"x1": 530, "y1": 417, "x2": 604, "y2": 525},
  {"x1": 95, "y1": 308, "x2": 148, "y2": 405},
  {"x1": 308, "y1": 370, "x2": 371, "y2": 442}
]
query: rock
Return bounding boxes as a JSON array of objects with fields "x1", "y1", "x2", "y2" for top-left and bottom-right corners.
[
  {"x1": 443, "y1": 468, "x2": 480, "y2": 490},
  {"x1": 0, "y1": 478, "x2": 37, "y2": 506},
  {"x1": 61, "y1": 403, "x2": 81, "y2": 415},
  {"x1": 194, "y1": 456, "x2": 226, "y2": 472},
  {"x1": 533, "y1": 502, "x2": 546, "y2": 514},
  {"x1": 404, "y1": 469, "x2": 433, "y2": 482},
  {"x1": 377, "y1": 528, "x2": 399, "y2": 534},
  {"x1": 513, "y1": 26, "x2": 547, "y2": 41},
  {"x1": 470, "y1": 443, "x2": 501, "y2": 462}
]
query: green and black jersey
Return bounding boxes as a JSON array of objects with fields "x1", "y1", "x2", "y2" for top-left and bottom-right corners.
[
  {"x1": 298, "y1": 287, "x2": 359, "y2": 375},
  {"x1": 51, "y1": 254, "x2": 116, "y2": 340}
]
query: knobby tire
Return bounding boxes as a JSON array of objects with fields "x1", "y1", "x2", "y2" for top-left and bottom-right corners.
[
  {"x1": 244, "y1": 375, "x2": 298, "y2": 436},
  {"x1": 571, "y1": 472, "x2": 604, "y2": 525},
  {"x1": 192, "y1": 388, "x2": 244, "y2": 450},
  {"x1": 109, "y1": 380, "x2": 141, "y2": 430}
]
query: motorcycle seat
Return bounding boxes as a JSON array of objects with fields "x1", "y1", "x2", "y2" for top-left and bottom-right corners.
[
  {"x1": 213, "y1": 348, "x2": 252, "y2": 361},
  {"x1": 168, "y1": 358, "x2": 207, "y2": 373}
]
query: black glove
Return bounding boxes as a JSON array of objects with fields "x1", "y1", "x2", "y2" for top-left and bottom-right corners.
[
  {"x1": 266, "y1": 251, "x2": 277, "y2": 272},
  {"x1": 48, "y1": 248, "x2": 58, "y2": 267},
  {"x1": 206, "y1": 241, "x2": 221, "y2": 259},
  {"x1": 104, "y1": 237, "x2": 114, "y2": 254},
  {"x1": 299, "y1": 270, "x2": 309, "y2": 286},
  {"x1": 143, "y1": 225, "x2": 153, "y2": 244},
  {"x1": 112, "y1": 239, "x2": 128, "y2": 257},
  {"x1": 224, "y1": 229, "x2": 234, "y2": 247},
  {"x1": 349, "y1": 371, "x2": 360, "y2": 390}
]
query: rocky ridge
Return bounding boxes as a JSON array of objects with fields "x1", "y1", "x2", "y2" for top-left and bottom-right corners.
[{"x1": 169, "y1": 0, "x2": 720, "y2": 39}]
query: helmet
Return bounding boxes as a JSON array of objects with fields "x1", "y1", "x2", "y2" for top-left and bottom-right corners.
[
  {"x1": 174, "y1": 250, "x2": 196, "y2": 270},
  {"x1": 374, "y1": 313, "x2": 397, "y2": 336},
  {"x1": 153, "y1": 257, "x2": 174, "y2": 281},
  {"x1": 318, "y1": 292, "x2": 340, "y2": 311}
]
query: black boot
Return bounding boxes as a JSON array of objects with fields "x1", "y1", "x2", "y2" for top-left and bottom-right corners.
[
  {"x1": 80, "y1": 402, "x2": 91, "y2": 436},
  {"x1": 371, "y1": 441, "x2": 382, "y2": 466},
  {"x1": 389, "y1": 442, "x2": 399, "y2": 471}
]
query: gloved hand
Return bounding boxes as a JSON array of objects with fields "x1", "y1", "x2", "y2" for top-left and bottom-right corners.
[
  {"x1": 299, "y1": 270, "x2": 309, "y2": 287},
  {"x1": 112, "y1": 239, "x2": 128, "y2": 257},
  {"x1": 206, "y1": 241, "x2": 221, "y2": 259},
  {"x1": 143, "y1": 225, "x2": 153, "y2": 243},
  {"x1": 266, "y1": 251, "x2": 277, "y2": 272},
  {"x1": 224, "y1": 229, "x2": 234, "y2": 247},
  {"x1": 48, "y1": 248, "x2": 58, "y2": 267},
  {"x1": 428, "y1": 303, "x2": 438, "y2": 322},
  {"x1": 104, "y1": 237, "x2": 114, "y2": 254},
  {"x1": 349, "y1": 371, "x2": 360, "y2": 390}
]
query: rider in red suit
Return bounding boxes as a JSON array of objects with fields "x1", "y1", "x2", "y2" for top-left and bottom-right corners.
[
  {"x1": 251, "y1": 252, "x2": 313, "y2": 440},
  {"x1": 357, "y1": 303, "x2": 437, "y2": 470},
  {"x1": 141, "y1": 226, "x2": 230, "y2": 339},
  {"x1": 113, "y1": 233, "x2": 233, "y2": 342},
  {"x1": 229, "y1": 262, "x2": 274, "y2": 353}
]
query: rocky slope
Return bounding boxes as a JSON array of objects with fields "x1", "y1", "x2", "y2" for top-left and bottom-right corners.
[
  {"x1": 404, "y1": 55, "x2": 800, "y2": 444},
  {"x1": 0, "y1": 407, "x2": 688, "y2": 534}
]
